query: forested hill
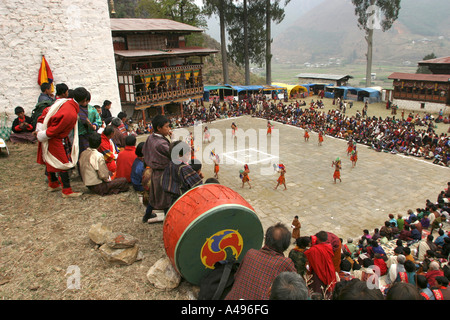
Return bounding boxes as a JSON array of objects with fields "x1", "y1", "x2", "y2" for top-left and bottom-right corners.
[{"x1": 271, "y1": 0, "x2": 450, "y2": 66}]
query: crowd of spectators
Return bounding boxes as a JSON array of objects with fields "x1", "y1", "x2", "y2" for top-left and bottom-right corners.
[{"x1": 9, "y1": 85, "x2": 450, "y2": 299}]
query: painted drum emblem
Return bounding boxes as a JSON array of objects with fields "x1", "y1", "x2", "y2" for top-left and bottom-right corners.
[{"x1": 201, "y1": 229, "x2": 243, "y2": 269}]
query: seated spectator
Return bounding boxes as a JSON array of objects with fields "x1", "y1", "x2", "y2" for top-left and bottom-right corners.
[
  {"x1": 385, "y1": 282, "x2": 423, "y2": 300},
  {"x1": 97, "y1": 125, "x2": 119, "y2": 177},
  {"x1": 10, "y1": 106, "x2": 37, "y2": 144},
  {"x1": 117, "y1": 112, "x2": 128, "y2": 135},
  {"x1": 438, "y1": 237, "x2": 450, "y2": 258},
  {"x1": 387, "y1": 254, "x2": 406, "y2": 285},
  {"x1": 161, "y1": 140, "x2": 203, "y2": 206},
  {"x1": 269, "y1": 272, "x2": 308, "y2": 300},
  {"x1": 373, "y1": 253, "x2": 388, "y2": 276},
  {"x1": 417, "y1": 235, "x2": 437, "y2": 261},
  {"x1": 115, "y1": 135, "x2": 137, "y2": 183},
  {"x1": 403, "y1": 247, "x2": 415, "y2": 263},
  {"x1": 434, "y1": 229, "x2": 449, "y2": 248},
  {"x1": 78, "y1": 133, "x2": 129, "y2": 196},
  {"x1": 334, "y1": 279, "x2": 384, "y2": 300},
  {"x1": 378, "y1": 231, "x2": 389, "y2": 244},
  {"x1": 338, "y1": 259, "x2": 354, "y2": 282},
  {"x1": 416, "y1": 274, "x2": 435, "y2": 300},
  {"x1": 398, "y1": 224, "x2": 413, "y2": 242},
  {"x1": 342, "y1": 238, "x2": 358, "y2": 258},
  {"x1": 371, "y1": 240, "x2": 386, "y2": 256},
  {"x1": 396, "y1": 214, "x2": 405, "y2": 231},
  {"x1": 110, "y1": 117, "x2": 126, "y2": 149},
  {"x1": 130, "y1": 142, "x2": 145, "y2": 192},
  {"x1": 425, "y1": 261, "x2": 444, "y2": 288},
  {"x1": 288, "y1": 236, "x2": 310, "y2": 277},
  {"x1": 380, "y1": 221, "x2": 393, "y2": 240},
  {"x1": 433, "y1": 276, "x2": 450, "y2": 300},
  {"x1": 225, "y1": 223, "x2": 297, "y2": 300},
  {"x1": 409, "y1": 224, "x2": 421, "y2": 243},
  {"x1": 420, "y1": 213, "x2": 431, "y2": 229},
  {"x1": 397, "y1": 260, "x2": 417, "y2": 285}
]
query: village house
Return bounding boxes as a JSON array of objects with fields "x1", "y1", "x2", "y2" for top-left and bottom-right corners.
[
  {"x1": 388, "y1": 56, "x2": 450, "y2": 114},
  {"x1": 110, "y1": 18, "x2": 218, "y2": 122}
]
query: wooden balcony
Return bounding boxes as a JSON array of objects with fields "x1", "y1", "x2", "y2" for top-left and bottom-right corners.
[
  {"x1": 393, "y1": 92, "x2": 448, "y2": 104},
  {"x1": 117, "y1": 65, "x2": 204, "y2": 109}
]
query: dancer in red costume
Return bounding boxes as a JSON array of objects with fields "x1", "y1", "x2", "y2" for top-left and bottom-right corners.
[{"x1": 37, "y1": 87, "x2": 90, "y2": 197}]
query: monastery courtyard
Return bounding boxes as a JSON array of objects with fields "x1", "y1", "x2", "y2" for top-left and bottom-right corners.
[{"x1": 160, "y1": 114, "x2": 449, "y2": 244}]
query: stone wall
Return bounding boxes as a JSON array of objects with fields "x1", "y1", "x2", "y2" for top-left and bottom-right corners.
[
  {"x1": 0, "y1": 0, "x2": 122, "y2": 124},
  {"x1": 393, "y1": 99, "x2": 449, "y2": 115}
]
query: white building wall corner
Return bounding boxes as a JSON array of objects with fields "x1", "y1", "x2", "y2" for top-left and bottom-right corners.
[
  {"x1": 0, "y1": 0, "x2": 122, "y2": 125},
  {"x1": 393, "y1": 99, "x2": 449, "y2": 115}
]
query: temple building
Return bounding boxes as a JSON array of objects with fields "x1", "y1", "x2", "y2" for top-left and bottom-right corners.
[
  {"x1": 388, "y1": 56, "x2": 450, "y2": 114},
  {"x1": 110, "y1": 18, "x2": 218, "y2": 121}
]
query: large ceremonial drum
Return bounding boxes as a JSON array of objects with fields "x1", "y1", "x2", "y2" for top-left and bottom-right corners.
[{"x1": 163, "y1": 184, "x2": 264, "y2": 285}]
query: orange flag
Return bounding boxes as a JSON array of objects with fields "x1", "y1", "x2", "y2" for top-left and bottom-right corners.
[{"x1": 38, "y1": 55, "x2": 54, "y2": 90}]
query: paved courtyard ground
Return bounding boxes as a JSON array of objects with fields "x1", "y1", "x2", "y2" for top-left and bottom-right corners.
[{"x1": 165, "y1": 115, "x2": 449, "y2": 245}]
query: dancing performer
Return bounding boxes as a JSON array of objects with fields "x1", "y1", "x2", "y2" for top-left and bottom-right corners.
[
  {"x1": 304, "y1": 129, "x2": 310, "y2": 142},
  {"x1": 231, "y1": 122, "x2": 237, "y2": 139},
  {"x1": 318, "y1": 131, "x2": 324, "y2": 146},
  {"x1": 240, "y1": 164, "x2": 251, "y2": 189},
  {"x1": 331, "y1": 158, "x2": 342, "y2": 184},
  {"x1": 347, "y1": 140, "x2": 354, "y2": 156},
  {"x1": 267, "y1": 121, "x2": 273, "y2": 136},
  {"x1": 274, "y1": 164, "x2": 287, "y2": 190},
  {"x1": 211, "y1": 149, "x2": 220, "y2": 179},
  {"x1": 350, "y1": 150, "x2": 358, "y2": 168},
  {"x1": 203, "y1": 126, "x2": 211, "y2": 143}
]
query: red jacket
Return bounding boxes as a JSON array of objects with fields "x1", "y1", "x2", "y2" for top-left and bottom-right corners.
[
  {"x1": 40, "y1": 100, "x2": 79, "y2": 172},
  {"x1": 115, "y1": 146, "x2": 136, "y2": 182}
]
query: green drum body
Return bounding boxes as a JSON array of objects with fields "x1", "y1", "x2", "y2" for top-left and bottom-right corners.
[{"x1": 163, "y1": 184, "x2": 264, "y2": 285}]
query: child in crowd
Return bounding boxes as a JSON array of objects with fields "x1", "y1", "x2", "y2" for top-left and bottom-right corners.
[
  {"x1": 131, "y1": 142, "x2": 145, "y2": 192},
  {"x1": 10, "y1": 106, "x2": 36, "y2": 144},
  {"x1": 115, "y1": 135, "x2": 137, "y2": 182}
]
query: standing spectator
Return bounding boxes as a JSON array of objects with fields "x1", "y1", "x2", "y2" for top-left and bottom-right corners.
[
  {"x1": 101, "y1": 100, "x2": 113, "y2": 125},
  {"x1": 36, "y1": 87, "x2": 88, "y2": 197},
  {"x1": 304, "y1": 231, "x2": 337, "y2": 296},
  {"x1": 225, "y1": 223, "x2": 296, "y2": 300},
  {"x1": 142, "y1": 115, "x2": 173, "y2": 222},
  {"x1": 38, "y1": 82, "x2": 55, "y2": 103},
  {"x1": 291, "y1": 215, "x2": 301, "y2": 239}
]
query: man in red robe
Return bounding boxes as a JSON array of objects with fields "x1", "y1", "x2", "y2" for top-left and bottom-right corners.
[
  {"x1": 305, "y1": 231, "x2": 337, "y2": 297},
  {"x1": 37, "y1": 87, "x2": 90, "y2": 197}
]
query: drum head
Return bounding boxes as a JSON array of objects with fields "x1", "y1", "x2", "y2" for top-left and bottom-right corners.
[{"x1": 163, "y1": 184, "x2": 264, "y2": 285}]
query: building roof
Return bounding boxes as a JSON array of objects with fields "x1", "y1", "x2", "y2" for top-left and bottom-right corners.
[
  {"x1": 110, "y1": 18, "x2": 203, "y2": 33},
  {"x1": 418, "y1": 56, "x2": 450, "y2": 65},
  {"x1": 388, "y1": 72, "x2": 450, "y2": 82},
  {"x1": 114, "y1": 47, "x2": 218, "y2": 59},
  {"x1": 295, "y1": 73, "x2": 353, "y2": 81}
]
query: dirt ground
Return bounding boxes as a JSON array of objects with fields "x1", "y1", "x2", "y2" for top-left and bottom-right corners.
[{"x1": 0, "y1": 97, "x2": 448, "y2": 300}]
